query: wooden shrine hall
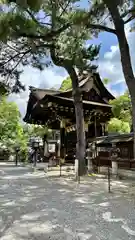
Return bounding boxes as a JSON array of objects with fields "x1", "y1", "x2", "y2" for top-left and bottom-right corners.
[{"x1": 24, "y1": 72, "x2": 114, "y2": 161}]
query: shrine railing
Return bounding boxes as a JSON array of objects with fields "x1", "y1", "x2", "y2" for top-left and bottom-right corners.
[{"x1": 96, "y1": 156, "x2": 135, "y2": 170}]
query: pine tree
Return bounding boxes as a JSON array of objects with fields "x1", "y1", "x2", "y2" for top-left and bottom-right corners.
[{"x1": 0, "y1": 0, "x2": 100, "y2": 175}]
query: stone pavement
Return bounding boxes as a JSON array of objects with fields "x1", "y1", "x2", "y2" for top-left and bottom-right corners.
[{"x1": 0, "y1": 163, "x2": 135, "y2": 240}]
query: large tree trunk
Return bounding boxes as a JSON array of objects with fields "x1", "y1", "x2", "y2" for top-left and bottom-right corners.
[
  {"x1": 50, "y1": 48, "x2": 86, "y2": 175},
  {"x1": 66, "y1": 66, "x2": 87, "y2": 176},
  {"x1": 50, "y1": 1, "x2": 86, "y2": 175},
  {"x1": 104, "y1": 0, "x2": 135, "y2": 158}
]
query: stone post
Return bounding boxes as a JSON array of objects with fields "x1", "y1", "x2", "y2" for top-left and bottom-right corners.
[
  {"x1": 60, "y1": 119, "x2": 66, "y2": 161},
  {"x1": 75, "y1": 158, "x2": 79, "y2": 180},
  {"x1": 111, "y1": 144, "x2": 120, "y2": 178},
  {"x1": 87, "y1": 147, "x2": 93, "y2": 173},
  {"x1": 112, "y1": 160, "x2": 118, "y2": 176},
  {"x1": 101, "y1": 123, "x2": 105, "y2": 136},
  {"x1": 44, "y1": 141, "x2": 48, "y2": 157}
]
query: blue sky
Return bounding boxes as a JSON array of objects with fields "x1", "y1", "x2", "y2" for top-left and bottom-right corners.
[{"x1": 8, "y1": 1, "x2": 135, "y2": 118}]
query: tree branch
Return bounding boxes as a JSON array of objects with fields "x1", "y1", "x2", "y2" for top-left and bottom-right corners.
[
  {"x1": 59, "y1": 0, "x2": 72, "y2": 18},
  {"x1": 121, "y1": 7, "x2": 135, "y2": 19},
  {"x1": 50, "y1": 46, "x2": 64, "y2": 67},
  {"x1": 85, "y1": 22, "x2": 116, "y2": 34},
  {"x1": 6, "y1": 49, "x2": 31, "y2": 82},
  {"x1": 17, "y1": 23, "x2": 70, "y2": 40},
  {"x1": 57, "y1": 11, "x2": 116, "y2": 35},
  {"x1": 124, "y1": 15, "x2": 135, "y2": 24},
  {"x1": 26, "y1": 9, "x2": 39, "y2": 24},
  {"x1": 1, "y1": 52, "x2": 20, "y2": 67},
  {"x1": 6, "y1": 43, "x2": 20, "y2": 53},
  {"x1": 0, "y1": 49, "x2": 30, "y2": 67},
  {"x1": 120, "y1": 7, "x2": 135, "y2": 24}
]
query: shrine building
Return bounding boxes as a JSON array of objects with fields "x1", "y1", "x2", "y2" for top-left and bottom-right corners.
[{"x1": 24, "y1": 72, "x2": 114, "y2": 161}]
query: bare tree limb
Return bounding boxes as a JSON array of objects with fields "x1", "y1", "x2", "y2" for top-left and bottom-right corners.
[
  {"x1": 6, "y1": 49, "x2": 31, "y2": 83},
  {"x1": 85, "y1": 22, "x2": 116, "y2": 34},
  {"x1": 1, "y1": 42, "x2": 53, "y2": 69},
  {"x1": 26, "y1": 9, "x2": 39, "y2": 24},
  {"x1": 59, "y1": 0, "x2": 72, "y2": 18},
  {"x1": 6, "y1": 43, "x2": 20, "y2": 53},
  {"x1": 124, "y1": 15, "x2": 135, "y2": 24},
  {"x1": 39, "y1": 22, "x2": 52, "y2": 26},
  {"x1": 0, "y1": 51, "x2": 26, "y2": 67}
]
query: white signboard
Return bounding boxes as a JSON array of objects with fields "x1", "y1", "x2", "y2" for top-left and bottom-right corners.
[{"x1": 48, "y1": 144, "x2": 55, "y2": 153}]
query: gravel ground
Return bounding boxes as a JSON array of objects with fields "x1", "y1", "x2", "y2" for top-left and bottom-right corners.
[{"x1": 0, "y1": 163, "x2": 135, "y2": 240}]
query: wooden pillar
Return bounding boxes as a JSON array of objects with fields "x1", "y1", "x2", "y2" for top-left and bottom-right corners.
[
  {"x1": 57, "y1": 140, "x2": 60, "y2": 158},
  {"x1": 60, "y1": 119, "x2": 66, "y2": 160},
  {"x1": 101, "y1": 123, "x2": 105, "y2": 136},
  {"x1": 105, "y1": 123, "x2": 108, "y2": 136},
  {"x1": 94, "y1": 114, "x2": 97, "y2": 138},
  {"x1": 85, "y1": 122, "x2": 93, "y2": 172},
  {"x1": 85, "y1": 122, "x2": 88, "y2": 141},
  {"x1": 43, "y1": 134, "x2": 47, "y2": 157},
  {"x1": 87, "y1": 147, "x2": 93, "y2": 173}
]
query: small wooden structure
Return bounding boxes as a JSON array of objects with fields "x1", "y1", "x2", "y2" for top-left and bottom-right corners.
[
  {"x1": 24, "y1": 72, "x2": 114, "y2": 162},
  {"x1": 92, "y1": 133, "x2": 135, "y2": 170}
]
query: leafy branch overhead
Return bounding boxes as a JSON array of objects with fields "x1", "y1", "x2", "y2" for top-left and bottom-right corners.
[
  {"x1": 0, "y1": 0, "x2": 135, "y2": 94},
  {"x1": 0, "y1": 0, "x2": 102, "y2": 87}
]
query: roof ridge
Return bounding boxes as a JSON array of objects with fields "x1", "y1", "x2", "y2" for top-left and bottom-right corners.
[{"x1": 29, "y1": 86, "x2": 61, "y2": 93}]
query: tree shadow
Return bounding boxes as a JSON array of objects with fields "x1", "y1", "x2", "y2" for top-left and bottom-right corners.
[{"x1": 0, "y1": 167, "x2": 135, "y2": 239}]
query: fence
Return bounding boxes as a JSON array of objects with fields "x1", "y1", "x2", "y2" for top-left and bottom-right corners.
[{"x1": 95, "y1": 156, "x2": 135, "y2": 171}]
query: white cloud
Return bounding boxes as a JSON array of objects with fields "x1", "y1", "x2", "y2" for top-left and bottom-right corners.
[
  {"x1": 8, "y1": 25, "x2": 135, "y2": 118},
  {"x1": 104, "y1": 45, "x2": 118, "y2": 60},
  {"x1": 8, "y1": 66, "x2": 68, "y2": 118},
  {"x1": 98, "y1": 25, "x2": 135, "y2": 96}
]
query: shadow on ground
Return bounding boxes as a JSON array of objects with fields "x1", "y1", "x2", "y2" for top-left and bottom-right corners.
[{"x1": 0, "y1": 164, "x2": 135, "y2": 240}]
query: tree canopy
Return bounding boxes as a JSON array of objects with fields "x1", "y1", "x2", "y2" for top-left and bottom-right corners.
[
  {"x1": 108, "y1": 118, "x2": 130, "y2": 134},
  {"x1": 1, "y1": 0, "x2": 134, "y2": 94},
  {"x1": 0, "y1": 97, "x2": 51, "y2": 159},
  {"x1": 0, "y1": 97, "x2": 23, "y2": 149},
  {"x1": 59, "y1": 76, "x2": 72, "y2": 91},
  {"x1": 110, "y1": 91, "x2": 131, "y2": 125},
  {"x1": 108, "y1": 91, "x2": 131, "y2": 134},
  {"x1": 23, "y1": 124, "x2": 52, "y2": 141},
  {"x1": 0, "y1": 0, "x2": 101, "y2": 79}
]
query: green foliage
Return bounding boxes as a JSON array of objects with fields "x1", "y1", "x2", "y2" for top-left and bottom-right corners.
[
  {"x1": 108, "y1": 118, "x2": 130, "y2": 134},
  {"x1": 0, "y1": 0, "x2": 100, "y2": 85},
  {"x1": 59, "y1": 77, "x2": 72, "y2": 91},
  {"x1": 103, "y1": 78, "x2": 111, "y2": 85},
  {"x1": 109, "y1": 91, "x2": 132, "y2": 126},
  {"x1": 108, "y1": 91, "x2": 131, "y2": 134},
  {"x1": 0, "y1": 97, "x2": 51, "y2": 161},
  {"x1": 0, "y1": 97, "x2": 24, "y2": 149},
  {"x1": 0, "y1": 82, "x2": 9, "y2": 95},
  {"x1": 23, "y1": 124, "x2": 51, "y2": 140}
]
